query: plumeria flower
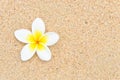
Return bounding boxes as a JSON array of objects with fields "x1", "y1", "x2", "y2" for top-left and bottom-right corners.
[{"x1": 14, "y1": 18, "x2": 59, "y2": 61}]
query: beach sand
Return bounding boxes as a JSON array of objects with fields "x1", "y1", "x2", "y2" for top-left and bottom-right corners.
[{"x1": 0, "y1": 0, "x2": 120, "y2": 80}]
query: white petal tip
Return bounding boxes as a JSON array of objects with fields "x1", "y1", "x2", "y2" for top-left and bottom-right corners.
[
  {"x1": 20, "y1": 44, "x2": 36, "y2": 61},
  {"x1": 21, "y1": 58, "x2": 28, "y2": 61},
  {"x1": 14, "y1": 31, "x2": 19, "y2": 38},
  {"x1": 34, "y1": 18, "x2": 44, "y2": 23},
  {"x1": 45, "y1": 32, "x2": 60, "y2": 46},
  {"x1": 32, "y1": 18, "x2": 45, "y2": 33},
  {"x1": 35, "y1": 18, "x2": 42, "y2": 20},
  {"x1": 55, "y1": 32, "x2": 60, "y2": 40},
  {"x1": 37, "y1": 46, "x2": 52, "y2": 61},
  {"x1": 41, "y1": 57, "x2": 51, "y2": 61},
  {"x1": 14, "y1": 29, "x2": 31, "y2": 43},
  {"x1": 21, "y1": 56, "x2": 30, "y2": 61},
  {"x1": 14, "y1": 30, "x2": 18, "y2": 37}
]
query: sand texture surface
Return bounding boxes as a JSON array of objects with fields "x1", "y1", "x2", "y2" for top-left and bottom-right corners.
[{"x1": 0, "y1": 0, "x2": 120, "y2": 80}]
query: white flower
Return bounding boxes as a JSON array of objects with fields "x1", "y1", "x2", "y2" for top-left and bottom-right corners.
[{"x1": 14, "y1": 18, "x2": 59, "y2": 61}]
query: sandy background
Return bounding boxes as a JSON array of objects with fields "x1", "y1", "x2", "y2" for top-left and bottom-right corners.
[{"x1": 0, "y1": 0, "x2": 120, "y2": 80}]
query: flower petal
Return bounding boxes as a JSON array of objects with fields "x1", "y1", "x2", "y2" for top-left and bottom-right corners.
[
  {"x1": 45, "y1": 32, "x2": 59, "y2": 46},
  {"x1": 21, "y1": 44, "x2": 36, "y2": 61},
  {"x1": 37, "y1": 45, "x2": 51, "y2": 61},
  {"x1": 32, "y1": 18, "x2": 45, "y2": 33},
  {"x1": 14, "y1": 29, "x2": 32, "y2": 43}
]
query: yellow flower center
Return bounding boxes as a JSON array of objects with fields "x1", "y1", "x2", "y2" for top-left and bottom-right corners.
[
  {"x1": 35, "y1": 40, "x2": 40, "y2": 44},
  {"x1": 26, "y1": 30, "x2": 48, "y2": 51}
]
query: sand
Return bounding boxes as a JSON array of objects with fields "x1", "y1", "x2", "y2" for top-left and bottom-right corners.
[{"x1": 0, "y1": 0, "x2": 120, "y2": 80}]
